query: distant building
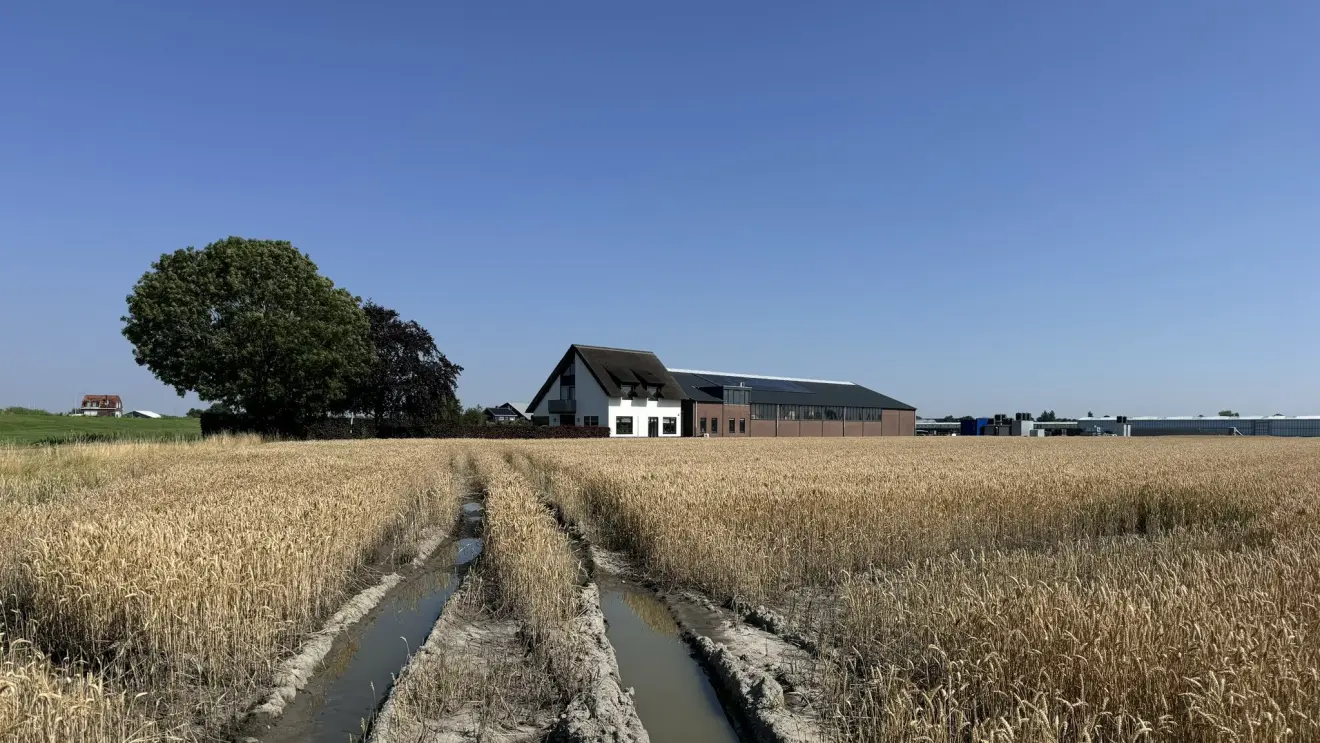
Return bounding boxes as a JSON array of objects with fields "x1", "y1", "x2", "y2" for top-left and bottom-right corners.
[
  {"x1": 484, "y1": 403, "x2": 530, "y2": 424},
  {"x1": 80, "y1": 395, "x2": 123, "y2": 417},
  {"x1": 527, "y1": 344, "x2": 916, "y2": 438},
  {"x1": 1080, "y1": 415, "x2": 1320, "y2": 437},
  {"x1": 125, "y1": 410, "x2": 162, "y2": 419}
]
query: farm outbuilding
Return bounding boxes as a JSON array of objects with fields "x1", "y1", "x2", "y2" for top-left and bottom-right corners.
[{"x1": 527, "y1": 344, "x2": 916, "y2": 438}]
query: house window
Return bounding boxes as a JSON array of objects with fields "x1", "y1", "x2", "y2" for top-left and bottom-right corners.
[
  {"x1": 615, "y1": 416, "x2": 633, "y2": 435},
  {"x1": 739, "y1": 418, "x2": 746, "y2": 434},
  {"x1": 620, "y1": 384, "x2": 636, "y2": 399},
  {"x1": 646, "y1": 384, "x2": 659, "y2": 400},
  {"x1": 729, "y1": 419, "x2": 735, "y2": 435},
  {"x1": 711, "y1": 418, "x2": 719, "y2": 434},
  {"x1": 561, "y1": 385, "x2": 574, "y2": 400},
  {"x1": 584, "y1": 416, "x2": 600, "y2": 427},
  {"x1": 663, "y1": 417, "x2": 677, "y2": 435},
  {"x1": 700, "y1": 417, "x2": 707, "y2": 434}
]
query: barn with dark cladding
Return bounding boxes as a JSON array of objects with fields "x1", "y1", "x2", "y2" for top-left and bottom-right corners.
[
  {"x1": 668, "y1": 369, "x2": 916, "y2": 437},
  {"x1": 528, "y1": 344, "x2": 916, "y2": 437}
]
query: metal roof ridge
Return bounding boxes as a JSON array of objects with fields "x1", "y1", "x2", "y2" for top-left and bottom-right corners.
[
  {"x1": 667, "y1": 368, "x2": 856, "y2": 386},
  {"x1": 572, "y1": 343, "x2": 664, "y2": 355}
]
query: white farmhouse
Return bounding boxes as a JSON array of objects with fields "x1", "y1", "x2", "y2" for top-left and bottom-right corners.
[{"x1": 527, "y1": 345, "x2": 684, "y2": 437}]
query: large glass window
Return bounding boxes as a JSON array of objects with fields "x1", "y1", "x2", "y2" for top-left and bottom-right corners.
[
  {"x1": 663, "y1": 417, "x2": 677, "y2": 435},
  {"x1": 583, "y1": 416, "x2": 599, "y2": 427},
  {"x1": 615, "y1": 416, "x2": 633, "y2": 435},
  {"x1": 751, "y1": 403, "x2": 776, "y2": 420},
  {"x1": 728, "y1": 418, "x2": 735, "y2": 434},
  {"x1": 560, "y1": 385, "x2": 574, "y2": 400},
  {"x1": 739, "y1": 418, "x2": 746, "y2": 434},
  {"x1": 700, "y1": 417, "x2": 707, "y2": 433},
  {"x1": 779, "y1": 405, "x2": 798, "y2": 420},
  {"x1": 825, "y1": 407, "x2": 843, "y2": 420},
  {"x1": 712, "y1": 418, "x2": 719, "y2": 434},
  {"x1": 723, "y1": 388, "x2": 749, "y2": 405}
]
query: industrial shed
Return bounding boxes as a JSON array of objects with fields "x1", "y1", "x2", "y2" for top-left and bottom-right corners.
[
  {"x1": 670, "y1": 369, "x2": 916, "y2": 437},
  {"x1": 528, "y1": 344, "x2": 915, "y2": 437}
]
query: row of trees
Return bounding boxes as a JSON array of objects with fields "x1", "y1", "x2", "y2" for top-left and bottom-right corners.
[{"x1": 122, "y1": 237, "x2": 462, "y2": 430}]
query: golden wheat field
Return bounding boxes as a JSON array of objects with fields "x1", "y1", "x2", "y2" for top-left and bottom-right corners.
[
  {"x1": 0, "y1": 437, "x2": 466, "y2": 742},
  {"x1": 3, "y1": 436, "x2": 1319, "y2": 742},
  {"x1": 519, "y1": 437, "x2": 1320, "y2": 743}
]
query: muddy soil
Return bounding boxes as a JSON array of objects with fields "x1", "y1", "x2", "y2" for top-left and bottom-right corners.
[
  {"x1": 233, "y1": 501, "x2": 485, "y2": 743},
  {"x1": 596, "y1": 573, "x2": 740, "y2": 743},
  {"x1": 368, "y1": 567, "x2": 558, "y2": 743},
  {"x1": 590, "y1": 547, "x2": 828, "y2": 743}
]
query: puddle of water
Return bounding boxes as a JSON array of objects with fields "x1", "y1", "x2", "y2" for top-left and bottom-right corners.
[
  {"x1": 256, "y1": 503, "x2": 484, "y2": 743},
  {"x1": 600, "y1": 583, "x2": 741, "y2": 743}
]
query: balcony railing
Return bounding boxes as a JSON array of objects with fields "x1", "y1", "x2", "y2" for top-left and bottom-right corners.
[{"x1": 548, "y1": 399, "x2": 577, "y2": 414}]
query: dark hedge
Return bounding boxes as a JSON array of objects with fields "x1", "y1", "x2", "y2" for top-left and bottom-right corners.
[{"x1": 199, "y1": 411, "x2": 610, "y2": 440}]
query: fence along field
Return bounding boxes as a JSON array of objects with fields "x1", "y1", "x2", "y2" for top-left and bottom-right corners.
[
  {"x1": 520, "y1": 437, "x2": 1320, "y2": 742},
  {"x1": 2, "y1": 436, "x2": 1318, "y2": 742}
]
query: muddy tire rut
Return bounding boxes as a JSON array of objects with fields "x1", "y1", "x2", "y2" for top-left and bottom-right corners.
[
  {"x1": 232, "y1": 497, "x2": 486, "y2": 743},
  {"x1": 536, "y1": 489, "x2": 826, "y2": 743}
]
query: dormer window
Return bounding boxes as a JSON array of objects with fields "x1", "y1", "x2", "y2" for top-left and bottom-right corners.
[
  {"x1": 621, "y1": 384, "x2": 636, "y2": 399},
  {"x1": 645, "y1": 384, "x2": 659, "y2": 400}
]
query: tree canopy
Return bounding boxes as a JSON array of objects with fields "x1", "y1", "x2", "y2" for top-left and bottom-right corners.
[
  {"x1": 353, "y1": 301, "x2": 463, "y2": 426},
  {"x1": 122, "y1": 237, "x2": 373, "y2": 427}
]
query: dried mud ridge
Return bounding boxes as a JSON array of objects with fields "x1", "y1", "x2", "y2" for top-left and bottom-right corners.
[
  {"x1": 366, "y1": 501, "x2": 647, "y2": 743},
  {"x1": 545, "y1": 492, "x2": 824, "y2": 743},
  {"x1": 248, "y1": 523, "x2": 452, "y2": 721},
  {"x1": 233, "y1": 500, "x2": 483, "y2": 743},
  {"x1": 548, "y1": 583, "x2": 650, "y2": 743}
]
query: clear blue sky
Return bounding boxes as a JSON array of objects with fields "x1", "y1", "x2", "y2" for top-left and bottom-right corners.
[{"x1": 3, "y1": 2, "x2": 1317, "y2": 418}]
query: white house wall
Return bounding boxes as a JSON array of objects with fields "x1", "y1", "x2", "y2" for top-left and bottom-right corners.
[
  {"x1": 531, "y1": 352, "x2": 609, "y2": 427},
  {"x1": 532, "y1": 351, "x2": 682, "y2": 436},
  {"x1": 573, "y1": 354, "x2": 609, "y2": 426},
  {"x1": 608, "y1": 397, "x2": 682, "y2": 438},
  {"x1": 530, "y1": 376, "x2": 559, "y2": 420}
]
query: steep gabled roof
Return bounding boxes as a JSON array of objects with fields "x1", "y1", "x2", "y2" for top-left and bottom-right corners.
[
  {"x1": 528, "y1": 345, "x2": 685, "y2": 411},
  {"x1": 81, "y1": 395, "x2": 122, "y2": 408}
]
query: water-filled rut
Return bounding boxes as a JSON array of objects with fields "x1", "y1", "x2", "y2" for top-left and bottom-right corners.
[
  {"x1": 599, "y1": 577, "x2": 742, "y2": 743},
  {"x1": 247, "y1": 501, "x2": 485, "y2": 743}
]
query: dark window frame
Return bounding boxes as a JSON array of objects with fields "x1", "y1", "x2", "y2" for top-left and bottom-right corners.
[
  {"x1": 700, "y1": 417, "x2": 707, "y2": 434},
  {"x1": 729, "y1": 418, "x2": 735, "y2": 435},
  {"x1": 663, "y1": 417, "x2": 677, "y2": 435},
  {"x1": 712, "y1": 418, "x2": 719, "y2": 434},
  {"x1": 739, "y1": 418, "x2": 746, "y2": 434},
  {"x1": 615, "y1": 416, "x2": 634, "y2": 435}
]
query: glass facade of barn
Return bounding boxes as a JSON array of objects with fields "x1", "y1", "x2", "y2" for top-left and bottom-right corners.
[{"x1": 750, "y1": 404, "x2": 885, "y2": 421}]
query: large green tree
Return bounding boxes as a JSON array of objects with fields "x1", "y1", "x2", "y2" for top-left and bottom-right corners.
[
  {"x1": 353, "y1": 301, "x2": 463, "y2": 427},
  {"x1": 122, "y1": 237, "x2": 372, "y2": 427}
]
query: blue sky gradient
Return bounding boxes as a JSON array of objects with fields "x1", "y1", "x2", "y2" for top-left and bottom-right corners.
[{"x1": 2, "y1": 2, "x2": 1317, "y2": 417}]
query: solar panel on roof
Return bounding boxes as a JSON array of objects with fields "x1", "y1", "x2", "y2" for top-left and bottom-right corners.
[{"x1": 694, "y1": 373, "x2": 812, "y2": 394}]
